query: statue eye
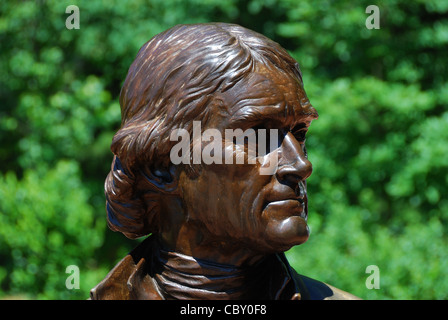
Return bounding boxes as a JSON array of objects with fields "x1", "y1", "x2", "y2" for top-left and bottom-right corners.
[
  {"x1": 249, "y1": 125, "x2": 284, "y2": 155},
  {"x1": 249, "y1": 125, "x2": 268, "y2": 147},
  {"x1": 291, "y1": 124, "x2": 307, "y2": 143},
  {"x1": 293, "y1": 129, "x2": 307, "y2": 142}
]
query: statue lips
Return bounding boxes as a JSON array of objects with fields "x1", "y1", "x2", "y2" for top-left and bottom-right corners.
[
  {"x1": 262, "y1": 184, "x2": 308, "y2": 222},
  {"x1": 263, "y1": 198, "x2": 307, "y2": 222},
  {"x1": 260, "y1": 192, "x2": 310, "y2": 248}
]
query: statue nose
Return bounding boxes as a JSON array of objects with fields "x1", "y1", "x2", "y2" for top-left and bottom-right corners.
[{"x1": 275, "y1": 132, "x2": 313, "y2": 186}]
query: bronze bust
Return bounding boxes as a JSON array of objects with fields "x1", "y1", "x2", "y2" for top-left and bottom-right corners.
[{"x1": 90, "y1": 23, "x2": 359, "y2": 300}]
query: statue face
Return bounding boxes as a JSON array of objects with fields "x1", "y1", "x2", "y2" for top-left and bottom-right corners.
[{"x1": 175, "y1": 64, "x2": 318, "y2": 253}]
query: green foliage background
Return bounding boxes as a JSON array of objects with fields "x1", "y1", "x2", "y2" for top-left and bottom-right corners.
[{"x1": 1, "y1": 0, "x2": 447, "y2": 299}]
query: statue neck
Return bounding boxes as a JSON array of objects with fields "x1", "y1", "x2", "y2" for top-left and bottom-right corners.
[
  {"x1": 157, "y1": 216, "x2": 265, "y2": 267},
  {"x1": 151, "y1": 240, "x2": 287, "y2": 300},
  {"x1": 153, "y1": 245, "x2": 261, "y2": 299}
]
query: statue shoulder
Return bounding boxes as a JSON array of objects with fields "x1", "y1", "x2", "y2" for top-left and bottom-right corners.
[
  {"x1": 90, "y1": 237, "x2": 156, "y2": 300},
  {"x1": 90, "y1": 254, "x2": 136, "y2": 300},
  {"x1": 298, "y1": 274, "x2": 361, "y2": 300}
]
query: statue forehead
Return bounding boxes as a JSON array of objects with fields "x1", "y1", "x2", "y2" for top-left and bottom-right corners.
[{"x1": 221, "y1": 65, "x2": 318, "y2": 128}]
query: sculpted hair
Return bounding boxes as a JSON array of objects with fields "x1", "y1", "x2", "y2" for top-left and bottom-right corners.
[{"x1": 105, "y1": 23, "x2": 303, "y2": 239}]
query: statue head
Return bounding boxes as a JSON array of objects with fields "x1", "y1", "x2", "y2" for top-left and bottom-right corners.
[{"x1": 105, "y1": 23, "x2": 318, "y2": 263}]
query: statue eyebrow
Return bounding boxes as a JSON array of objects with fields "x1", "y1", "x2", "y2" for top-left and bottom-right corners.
[
  {"x1": 228, "y1": 103, "x2": 285, "y2": 128},
  {"x1": 229, "y1": 102, "x2": 317, "y2": 129}
]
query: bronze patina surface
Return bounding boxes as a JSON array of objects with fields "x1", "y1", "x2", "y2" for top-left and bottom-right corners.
[{"x1": 91, "y1": 23, "x2": 359, "y2": 300}]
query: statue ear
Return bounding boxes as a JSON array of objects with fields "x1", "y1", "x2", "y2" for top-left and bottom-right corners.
[
  {"x1": 153, "y1": 167, "x2": 173, "y2": 183},
  {"x1": 140, "y1": 164, "x2": 179, "y2": 194}
]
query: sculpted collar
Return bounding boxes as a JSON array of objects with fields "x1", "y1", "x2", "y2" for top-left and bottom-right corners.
[{"x1": 90, "y1": 236, "x2": 306, "y2": 300}]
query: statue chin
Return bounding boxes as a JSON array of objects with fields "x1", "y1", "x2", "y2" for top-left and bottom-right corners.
[
  {"x1": 264, "y1": 216, "x2": 310, "y2": 251},
  {"x1": 261, "y1": 201, "x2": 310, "y2": 251}
]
